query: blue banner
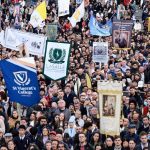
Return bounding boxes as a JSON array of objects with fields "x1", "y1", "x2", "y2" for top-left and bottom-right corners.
[
  {"x1": 89, "y1": 15, "x2": 112, "y2": 36},
  {"x1": 0, "y1": 59, "x2": 40, "y2": 107}
]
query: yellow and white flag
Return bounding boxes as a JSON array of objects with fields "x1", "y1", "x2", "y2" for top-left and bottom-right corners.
[
  {"x1": 68, "y1": 0, "x2": 85, "y2": 27},
  {"x1": 30, "y1": 1, "x2": 47, "y2": 28}
]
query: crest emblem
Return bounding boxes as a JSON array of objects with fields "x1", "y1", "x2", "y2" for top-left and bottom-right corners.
[
  {"x1": 49, "y1": 48, "x2": 66, "y2": 64},
  {"x1": 13, "y1": 71, "x2": 30, "y2": 86}
]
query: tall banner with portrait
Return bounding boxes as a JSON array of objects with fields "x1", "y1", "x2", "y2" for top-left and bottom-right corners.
[
  {"x1": 98, "y1": 81, "x2": 122, "y2": 135},
  {"x1": 43, "y1": 41, "x2": 71, "y2": 80},
  {"x1": 112, "y1": 20, "x2": 133, "y2": 49},
  {"x1": 92, "y1": 42, "x2": 108, "y2": 64}
]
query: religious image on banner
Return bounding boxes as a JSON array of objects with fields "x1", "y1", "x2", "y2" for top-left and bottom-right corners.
[
  {"x1": 43, "y1": 41, "x2": 71, "y2": 80},
  {"x1": 98, "y1": 81, "x2": 122, "y2": 136},
  {"x1": 58, "y1": 0, "x2": 70, "y2": 17},
  {"x1": 46, "y1": 24, "x2": 57, "y2": 41},
  {"x1": 103, "y1": 95, "x2": 116, "y2": 117},
  {"x1": 92, "y1": 42, "x2": 108, "y2": 64},
  {"x1": 112, "y1": 20, "x2": 133, "y2": 49}
]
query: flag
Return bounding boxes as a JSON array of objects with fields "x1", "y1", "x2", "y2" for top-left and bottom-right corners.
[
  {"x1": 0, "y1": 59, "x2": 40, "y2": 107},
  {"x1": 68, "y1": 0, "x2": 85, "y2": 27},
  {"x1": 30, "y1": 1, "x2": 47, "y2": 28},
  {"x1": 58, "y1": 0, "x2": 70, "y2": 16},
  {"x1": 43, "y1": 41, "x2": 71, "y2": 80},
  {"x1": 85, "y1": 73, "x2": 92, "y2": 89},
  {"x1": 89, "y1": 15, "x2": 112, "y2": 36}
]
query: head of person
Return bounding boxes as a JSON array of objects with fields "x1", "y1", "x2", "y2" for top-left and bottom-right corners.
[
  {"x1": 18, "y1": 125, "x2": 26, "y2": 137},
  {"x1": 122, "y1": 139, "x2": 129, "y2": 148},
  {"x1": 91, "y1": 132, "x2": 101, "y2": 143},
  {"x1": 142, "y1": 116, "x2": 149, "y2": 126},
  {"x1": 4, "y1": 133, "x2": 13, "y2": 144},
  {"x1": 105, "y1": 136, "x2": 114, "y2": 147},
  {"x1": 78, "y1": 133, "x2": 87, "y2": 144},
  {"x1": 128, "y1": 139, "x2": 136, "y2": 150},
  {"x1": 140, "y1": 132, "x2": 148, "y2": 145},
  {"x1": 58, "y1": 142, "x2": 65, "y2": 150},
  {"x1": 58, "y1": 100, "x2": 66, "y2": 110},
  {"x1": 7, "y1": 140, "x2": 16, "y2": 150},
  {"x1": 39, "y1": 116, "x2": 47, "y2": 126},
  {"x1": 51, "y1": 140, "x2": 59, "y2": 150},
  {"x1": 114, "y1": 136, "x2": 122, "y2": 147},
  {"x1": 45, "y1": 140, "x2": 52, "y2": 150},
  {"x1": 42, "y1": 126, "x2": 49, "y2": 136},
  {"x1": 49, "y1": 131, "x2": 56, "y2": 140},
  {"x1": 27, "y1": 143, "x2": 39, "y2": 150},
  {"x1": 12, "y1": 110, "x2": 18, "y2": 119},
  {"x1": 128, "y1": 124, "x2": 136, "y2": 134},
  {"x1": 20, "y1": 117, "x2": 28, "y2": 127},
  {"x1": 0, "y1": 146, "x2": 8, "y2": 150}
]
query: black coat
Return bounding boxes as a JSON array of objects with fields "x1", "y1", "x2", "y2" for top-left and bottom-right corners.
[
  {"x1": 14, "y1": 136, "x2": 31, "y2": 150},
  {"x1": 74, "y1": 143, "x2": 94, "y2": 150},
  {"x1": 136, "y1": 142, "x2": 150, "y2": 150}
]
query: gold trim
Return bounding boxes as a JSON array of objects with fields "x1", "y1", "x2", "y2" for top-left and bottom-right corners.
[{"x1": 97, "y1": 90, "x2": 122, "y2": 94}]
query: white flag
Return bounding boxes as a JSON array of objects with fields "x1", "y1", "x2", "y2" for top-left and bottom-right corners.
[
  {"x1": 58, "y1": 0, "x2": 70, "y2": 17},
  {"x1": 68, "y1": 0, "x2": 85, "y2": 27}
]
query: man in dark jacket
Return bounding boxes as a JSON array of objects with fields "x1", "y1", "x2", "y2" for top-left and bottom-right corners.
[
  {"x1": 136, "y1": 131, "x2": 150, "y2": 150},
  {"x1": 74, "y1": 132, "x2": 94, "y2": 150},
  {"x1": 14, "y1": 125, "x2": 31, "y2": 150}
]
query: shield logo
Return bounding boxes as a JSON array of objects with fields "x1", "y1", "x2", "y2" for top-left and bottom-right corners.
[
  {"x1": 53, "y1": 48, "x2": 62, "y2": 60},
  {"x1": 13, "y1": 71, "x2": 28, "y2": 85}
]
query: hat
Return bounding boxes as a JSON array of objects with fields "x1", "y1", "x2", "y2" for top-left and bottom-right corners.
[
  {"x1": 128, "y1": 124, "x2": 136, "y2": 129},
  {"x1": 49, "y1": 131, "x2": 56, "y2": 136},
  {"x1": 4, "y1": 133, "x2": 12, "y2": 137},
  {"x1": 18, "y1": 125, "x2": 26, "y2": 130}
]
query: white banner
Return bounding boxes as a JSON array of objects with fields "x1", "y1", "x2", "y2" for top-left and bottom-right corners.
[
  {"x1": 92, "y1": 42, "x2": 108, "y2": 64},
  {"x1": 58, "y1": 0, "x2": 70, "y2": 17},
  {"x1": 43, "y1": 41, "x2": 71, "y2": 80},
  {"x1": 98, "y1": 81, "x2": 122, "y2": 136},
  {"x1": 5, "y1": 28, "x2": 47, "y2": 56}
]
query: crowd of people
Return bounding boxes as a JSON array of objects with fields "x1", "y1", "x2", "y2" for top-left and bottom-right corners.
[{"x1": 0, "y1": 0, "x2": 150, "y2": 150}]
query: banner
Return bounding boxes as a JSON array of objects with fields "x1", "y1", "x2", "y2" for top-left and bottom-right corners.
[
  {"x1": 89, "y1": 15, "x2": 112, "y2": 36},
  {"x1": 98, "y1": 81, "x2": 122, "y2": 136},
  {"x1": 5, "y1": 28, "x2": 23, "y2": 51},
  {"x1": 0, "y1": 59, "x2": 40, "y2": 107},
  {"x1": 5, "y1": 28, "x2": 47, "y2": 56},
  {"x1": 92, "y1": 42, "x2": 108, "y2": 63},
  {"x1": 68, "y1": 0, "x2": 85, "y2": 27},
  {"x1": 43, "y1": 41, "x2": 71, "y2": 80},
  {"x1": 46, "y1": 24, "x2": 57, "y2": 41},
  {"x1": 30, "y1": 1, "x2": 47, "y2": 28},
  {"x1": 112, "y1": 20, "x2": 133, "y2": 49},
  {"x1": 58, "y1": 0, "x2": 70, "y2": 16}
]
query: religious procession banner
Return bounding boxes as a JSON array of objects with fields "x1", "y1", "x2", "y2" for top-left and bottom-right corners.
[
  {"x1": 43, "y1": 41, "x2": 71, "y2": 80},
  {"x1": 98, "y1": 81, "x2": 122, "y2": 136},
  {"x1": 92, "y1": 42, "x2": 108, "y2": 64},
  {"x1": 112, "y1": 20, "x2": 133, "y2": 50},
  {"x1": 46, "y1": 24, "x2": 57, "y2": 41}
]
